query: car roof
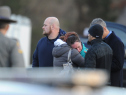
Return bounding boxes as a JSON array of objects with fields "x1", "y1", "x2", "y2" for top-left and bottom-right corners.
[{"x1": 106, "y1": 21, "x2": 126, "y2": 33}]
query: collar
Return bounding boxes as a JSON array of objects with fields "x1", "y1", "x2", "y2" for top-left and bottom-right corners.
[
  {"x1": 105, "y1": 30, "x2": 112, "y2": 39},
  {"x1": 80, "y1": 42, "x2": 84, "y2": 51},
  {"x1": 90, "y1": 39, "x2": 103, "y2": 45},
  {"x1": 47, "y1": 29, "x2": 66, "y2": 42}
]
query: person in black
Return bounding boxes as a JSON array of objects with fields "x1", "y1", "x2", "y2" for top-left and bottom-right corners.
[
  {"x1": 84, "y1": 24, "x2": 113, "y2": 78},
  {"x1": 90, "y1": 18, "x2": 125, "y2": 87}
]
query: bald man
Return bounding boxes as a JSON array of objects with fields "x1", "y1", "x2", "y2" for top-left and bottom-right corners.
[{"x1": 32, "y1": 17, "x2": 66, "y2": 67}]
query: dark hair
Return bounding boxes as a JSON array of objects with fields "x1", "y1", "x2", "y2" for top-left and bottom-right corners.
[
  {"x1": 60, "y1": 32, "x2": 81, "y2": 46},
  {"x1": 59, "y1": 35, "x2": 65, "y2": 41},
  {"x1": 0, "y1": 22, "x2": 8, "y2": 29}
]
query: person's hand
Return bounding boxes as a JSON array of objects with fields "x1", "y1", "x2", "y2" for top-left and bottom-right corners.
[
  {"x1": 84, "y1": 51, "x2": 87, "y2": 53},
  {"x1": 84, "y1": 49, "x2": 88, "y2": 53}
]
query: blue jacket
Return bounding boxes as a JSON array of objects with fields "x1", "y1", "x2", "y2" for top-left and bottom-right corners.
[
  {"x1": 32, "y1": 29, "x2": 66, "y2": 67},
  {"x1": 104, "y1": 31, "x2": 125, "y2": 87},
  {"x1": 80, "y1": 43, "x2": 87, "y2": 58}
]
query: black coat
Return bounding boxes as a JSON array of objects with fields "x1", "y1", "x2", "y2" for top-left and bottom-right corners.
[
  {"x1": 104, "y1": 31, "x2": 125, "y2": 87},
  {"x1": 84, "y1": 39, "x2": 113, "y2": 75}
]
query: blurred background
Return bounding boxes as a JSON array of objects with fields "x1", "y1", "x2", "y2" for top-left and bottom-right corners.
[{"x1": 0, "y1": 0, "x2": 126, "y2": 67}]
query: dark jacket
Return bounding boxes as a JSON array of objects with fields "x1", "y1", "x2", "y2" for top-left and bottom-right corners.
[
  {"x1": 32, "y1": 29, "x2": 66, "y2": 67},
  {"x1": 104, "y1": 31, "x2": 125, "y2": 87},
  {"x1": 84, "y1": 39, "x2": 113, "y2": 74},
  {"x1": 52, "y1": 44, "x2": 84, "y2": 67}
]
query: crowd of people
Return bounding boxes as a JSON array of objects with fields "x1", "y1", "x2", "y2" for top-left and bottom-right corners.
[
  {"x1": 0, "y1": 6, "x2": 125, "y2": 87},
  {"x1": 32, "y1": 16, "x2": 125, "y2": 87}
]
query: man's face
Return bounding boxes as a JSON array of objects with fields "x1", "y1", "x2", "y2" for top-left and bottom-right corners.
[
  {"x1": 102, "y1": 27, "x2": 107, "y2": 39},
  {"x1": 42, "y1": 19, "x2": 52, "y2": 36},
  {"x1": 88, "y1": 34, "x2": 93, "y2": 42},
  {"x1": 71, "y1": 42, "x2": 82, "y2": 52}
]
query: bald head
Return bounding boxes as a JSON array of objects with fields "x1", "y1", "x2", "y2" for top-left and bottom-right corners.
[
  {"x1": 45, "y1": 17, "x2": 60, "y2": 28},
  {"x1": 42, "y1": 17, "x2": 60, "y2": 39}
]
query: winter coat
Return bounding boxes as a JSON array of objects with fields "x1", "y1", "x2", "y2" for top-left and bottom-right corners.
[
  {"x1": 52, "y1": 44, "x2": 84, "y2": 67},
  {"x1": 104, "y1": 31, "x2": 125, "y2": 87},
  {"x1": 32, "y1": 29, "x2": 66, "y2": 67},
  {"x1": 84, "y1": 39, "x2": 113, "y2": 74}
]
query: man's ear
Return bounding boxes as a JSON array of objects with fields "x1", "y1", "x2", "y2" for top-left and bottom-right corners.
[
  {"x1": 51, "y1": 24, "x2": 54, "y2": 30},
  {"x1": 92, "y1": 36, "x2": 96, "y2": 40},
  {"x1": 103, "y1": 27, "x2": 107, "y2": 32}
]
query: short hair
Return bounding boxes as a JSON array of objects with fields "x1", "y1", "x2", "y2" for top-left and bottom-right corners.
[
  {"x1": 60, "y1": 32, "x2": 81, "y2": 46},
  {"x1": 46, "y1": 17, "x2": 60, "y2": 28},
  {"x1": 90, "y1": 18, "x2": 106, "y2": 27},
  {"x1": 0, "y1": 22, "x2": 8, "y2": 29}
]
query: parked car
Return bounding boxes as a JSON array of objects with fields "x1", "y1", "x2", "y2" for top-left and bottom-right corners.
[
  {"x1": 0, "y1": 68, "x2": 126, "y2": 95},
  {"x1": 80, "y1": 21, "x2": 126, "y2": 87}
]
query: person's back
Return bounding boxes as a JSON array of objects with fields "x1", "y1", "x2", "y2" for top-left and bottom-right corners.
[
  {"x1": 84, "y1": 24, "x2": 113, "y2": 80},
  {"x1": 85, "y1": 39, "x2": 112, "y2": 72},
  {"x1": 0, "y1": 32, "x2": 24, "y2": 67},
  {"x1": 52, "y1": 39, "x2": 84, "y2": 67},
  {"x1": 0, "y1": 6, "x2": 25, "y2": 67},
  {"x1": 90, "y1": 18, "x2": 124, "y2": 87},
  {"x1": 95, "y1": 42, "x2": 112, "y2": 70}
]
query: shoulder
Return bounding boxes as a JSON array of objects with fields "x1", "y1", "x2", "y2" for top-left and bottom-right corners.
[
  {"x1": 102, "y1": 41, "x2": 110, "y2": 47},
  {"x1": 0, "y1": 34, "x2": 14, "y2": 44},
  {"x1": 52, "y1": 44, "x2": 70, "y2": 57},
  {"x1": 71, "y1": 49, "x2": 80, "y2": 56},
  {"x1": 7, "y1": 38, "x2": 17, "y2": 51},
  {"x1": 111, "y1": 32, "x2": 123, "y2": 44},
  {"x1": 71, "y1": 49, "x2": 84, "y2": 61},
  {"x1": 53, "y1": 44, "x2": 69, "y2": 51},
  {"x1": 6, "y1": 37, "x2": 17, "y2": 47},
  {"x1": 39, "y1": 37, "x2": 47, "y2": 42},
  {"x1": 86, "y1": 45, "x2": 96, "y2": 54},
  {"x1": 54, "y1": 44, "x2": 70, "y2": 52},
  {"x1": 59, "y1": 29, "x2": 66, "y2": 36},
  {"x1": 102, "y1": 42, "x2": 113, "y2": 51},
  {"x1": 37, "y1": 37, "x2": 47, "y2": 45}
]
